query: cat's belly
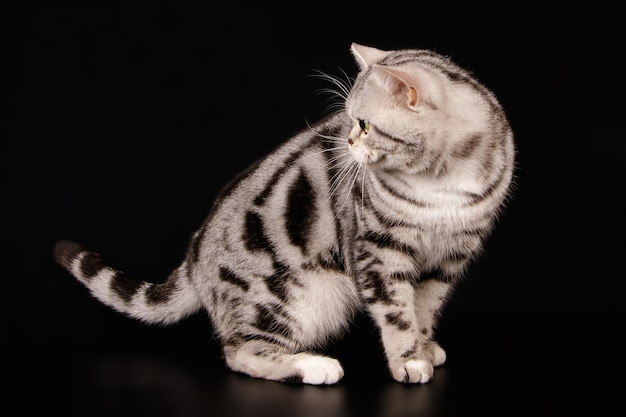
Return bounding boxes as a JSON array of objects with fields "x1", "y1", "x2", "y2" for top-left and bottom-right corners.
[{"x1": 287, "y1": 268, "x2": 360, "y2": 346}]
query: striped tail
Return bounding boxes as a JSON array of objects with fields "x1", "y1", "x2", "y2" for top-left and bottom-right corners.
[{"x1": 53, "y1": 240, "x2": 202, "y2": 325}]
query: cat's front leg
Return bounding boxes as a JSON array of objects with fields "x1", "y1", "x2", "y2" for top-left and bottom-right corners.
[
  {"x1": 362, "y1": 271, "x2": 453, "y2": 383},
  {"x1": 358, "y1": 271, "x2": 429, "y2": 383},
  {"x1": 368, "y1": 296, "x2": 434, "y2": 383},
  {"x1": 413, "y1": 279, "x2": 452, "y2": 367}
]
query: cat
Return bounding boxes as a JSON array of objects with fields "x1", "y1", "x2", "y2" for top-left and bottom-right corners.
[{"x1": 53, "y1": 42, "x2": 515, "y2": 385}]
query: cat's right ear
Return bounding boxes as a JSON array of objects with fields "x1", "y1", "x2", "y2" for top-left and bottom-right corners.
[
  {"x1": 371, "y1": 65, "x2": 421, "y2": 110},
  {"x1": 351, "y1": 43, "x2": 391, "y2": 71}
]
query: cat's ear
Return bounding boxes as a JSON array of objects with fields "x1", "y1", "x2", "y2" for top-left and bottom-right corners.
[
  {"x1": 371, "y1": 65, "x2": 421, "y2": 109},
  {"x1": 351, "y1": 43, "x2": 392, "y2": 71}
]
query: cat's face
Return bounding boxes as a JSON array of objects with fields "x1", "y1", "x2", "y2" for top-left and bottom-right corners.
[
  {"x1": 343, "y1": 43, "x2": 486, "y2": 177},
  {"x1": 344, "y1": 62, "x2": 448, "y2": 176}
]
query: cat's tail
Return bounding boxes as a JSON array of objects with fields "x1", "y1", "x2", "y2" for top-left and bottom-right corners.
[{"x1": 53, "y1": 240, "x2": 203, "y2": 325}]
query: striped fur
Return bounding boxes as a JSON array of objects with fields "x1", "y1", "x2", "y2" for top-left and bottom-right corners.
[{"x1": 54, "y1": 43, "x2": 514, "y2": 385}]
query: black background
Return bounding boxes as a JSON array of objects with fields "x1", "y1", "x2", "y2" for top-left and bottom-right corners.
[{"x1": 4, "y1": 2, "x2": 625, "y2": 416}]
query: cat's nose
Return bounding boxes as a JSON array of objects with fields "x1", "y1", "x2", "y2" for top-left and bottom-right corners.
[{"x1": 348, "y1": 126, "x2": 360, "y2": 145}]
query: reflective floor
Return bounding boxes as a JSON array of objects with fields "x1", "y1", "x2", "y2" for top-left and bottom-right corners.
[{"x1": 18, "y1": 301, "x2": 624, "y2": 416}]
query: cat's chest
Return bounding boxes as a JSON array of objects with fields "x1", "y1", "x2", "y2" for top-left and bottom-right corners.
[
  {"x1": 357, "y1": 200, "x2": 485, "y2": 268},
  {"x1": 400, "y1": 221, "x2": 468, "y2": 253}
]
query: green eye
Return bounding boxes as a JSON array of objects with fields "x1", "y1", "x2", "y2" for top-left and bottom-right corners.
[{"x1": 359, "y1": 119, "x2": 370, "y2": 134}]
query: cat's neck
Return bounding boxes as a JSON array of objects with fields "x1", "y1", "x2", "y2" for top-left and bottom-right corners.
[{"x1": 372, "y1": 162, "x2": 491, "y2": 207}]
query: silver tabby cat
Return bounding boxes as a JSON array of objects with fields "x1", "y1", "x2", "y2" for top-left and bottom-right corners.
[{"x1": 54, "y1": 43, "x2": 515, "y2": 385}]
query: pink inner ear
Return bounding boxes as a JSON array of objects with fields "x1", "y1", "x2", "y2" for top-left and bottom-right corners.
[
  {"x1": 407, "y1": 86, "x2": 419, "y2": 107},
  {"x1": 372, "y1": 65, "x2": 421, "y2": 108}
]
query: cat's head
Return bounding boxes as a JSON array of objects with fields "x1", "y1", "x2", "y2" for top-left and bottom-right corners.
[{"x1": 344, "y1": 43, "x2": 499, "y2": 177}]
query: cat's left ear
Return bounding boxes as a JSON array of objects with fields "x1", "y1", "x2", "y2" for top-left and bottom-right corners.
[{"x1": 371, "y1": 65, "x2": 421, "y2": 109}]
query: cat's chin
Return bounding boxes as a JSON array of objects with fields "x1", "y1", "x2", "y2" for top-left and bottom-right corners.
[
  {"x1": 349, "y1": 146, "x2": 381, "y2": 165},
  {"x1": 349, "y1": 146, "x2": 372, "y2": 164}
]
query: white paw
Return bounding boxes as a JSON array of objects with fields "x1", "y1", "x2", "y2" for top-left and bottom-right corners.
[
  {"x1": 425, "y1": 342, "x2": 447, "y2": 367},
  {"x1": 392, "y1": 359, "x2": 434, "y2": 384},
  {"x1": 293, "y1": 355, "x2": 344, "y2": 385}
]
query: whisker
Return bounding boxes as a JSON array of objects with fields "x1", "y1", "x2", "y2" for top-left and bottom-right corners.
[
  {"x1": 303, "y1": 67, "x2": 362, "y2": 218},
  {"x1": 331, "y1": 147, "x2": 354, "y2": 165},
  {"x1": 304, "y1": 118, "x2": 346, "y2": 143},
  {"x1": 327, "y1": 156, "x2": 356, "y2": 195},
  {"x1": 300, "y1": 145, "x2": 346, "y2": 163},
  {"x1": 360, "y1": 162, "x2": 367, "y2": 216},
  {"x1": 337, "y1": 160, "x2": 362, "y2": 213},
  {"x1": 326, "y1": 155, "x2": 358, "y2": 206},
  {"x1": 308, "y1": 68, "x2": 352, "y2": 116},
  {"x1": 310, "y1": 69, "x2": 351, "y2": 99}
]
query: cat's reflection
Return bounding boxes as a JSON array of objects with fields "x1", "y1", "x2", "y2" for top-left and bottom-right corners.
[
  {"x1": 374, "y1": 369, "x2": 448, "y2": 417},
  {"x1": 86, "y1": 353, "x2": 448, "y2": 417},
  {"x1": 222, "y1": 373, "x2": 349, "y2": 417},
  {"x1": 222, "y1": 368, "x2": 448, "y2": 417}
]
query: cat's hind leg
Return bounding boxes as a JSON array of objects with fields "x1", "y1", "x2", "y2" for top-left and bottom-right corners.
[
  {"x1": 208, "y1": 265, "x2": 358, "y2": 385},
  {"x1": 223, "y1": 339, "x2": 343, "y2": 385}
]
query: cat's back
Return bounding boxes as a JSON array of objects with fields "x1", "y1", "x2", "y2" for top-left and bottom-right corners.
[
  {"x1": 189, "y1": 112, "x2": 350, "y2": 266},
  {"x1": 211, "y1": 112, "x2": 348, "y2": 214}
]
